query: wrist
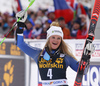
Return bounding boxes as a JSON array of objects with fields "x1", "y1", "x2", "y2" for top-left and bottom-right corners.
[
  {"x1": 16, "y1": 28, "x2": 23, "y2": 34},
  {"x1": 17, "y1": 22, "x2": 26, "y2": 27}
]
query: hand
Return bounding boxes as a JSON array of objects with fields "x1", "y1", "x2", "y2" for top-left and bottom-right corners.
[
  {"x1": 16, "y1": 10, "x2": 27, "y2": 23},
  {"x1": 84, "y1": 43, "x2": 95, "y2": 55}
]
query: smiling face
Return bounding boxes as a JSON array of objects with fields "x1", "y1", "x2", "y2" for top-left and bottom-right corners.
[{"x1": 49, "y1": 35, "x2": 62, "y2": 50}]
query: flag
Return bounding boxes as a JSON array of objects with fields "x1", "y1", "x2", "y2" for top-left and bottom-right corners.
[
  {"x1": 16, "y1": 0, "x2": 23, "y2": 11},
  {"x1": 75, "y1": 3, "x2": 87, "y2": 16},
  {"x1": 53, "y1": 0, "x2": 74, "y2": 23},
  {"x1": 66, "y1": 0, "x2": 75, "y2": 9}
]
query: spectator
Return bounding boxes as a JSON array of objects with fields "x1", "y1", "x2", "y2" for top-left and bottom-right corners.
[
  {"x1": 29, "y1": 19, "x2": 43, "y2": 39},
  {"x1": 0, "y1": 2, "x2": 91, "y2": 39},
  {"x1": 47, "y1": 6, "x2": 55, "y2": 21},
  {"x1": 37, "y1": 9, "x2": 48, "y2": 24},
  {"x1": 28, "y1": 18, "x2": 35, "y2": 26},
  {"x1": 88, "y1": 8, "x2": 92, "y2": 19},
  {"x1": 70, "y1": 19, "x2": 81, "y2": 39},
  {"x1": 0, "y1": 12, "x2": 16, "y2": 38},
  {"x1": 76, "y1": 26, "x2": 87, "y2": 39},
  {"x1": 68, "y1": 20, "x2": 74, "y2": 32},
  {"x1": 27, "y1": 10, "x2": 37, "y2": 27},
  {"x1": 27, "y1": 10, "x2": 34, "y2": 20},
  {"x1": 75, "y1": 2, "x2": 86, "y2": 17},
  {"x1": 27, "y1": 10, "x2": 35, "y2": 26},
  {"x1": 0, "y1": 17, "x2": 4, "y2": 37},
  {"x1": 76, "y1": 15, "x2": 87, "y2": 39},
  {"x1": 23, "y1": 20, "x2": 33, "y2": 38},
  {"x1": 40, "y1": 19, "x2": 52, "y2": 39},
  {"x1": 79, "y1": 14, "x2": 86, "y2": 28},
  {"x1": 6, "y1": 17, "x2": 16, "y2": 38},
  {"x1": 58, "y1": 17, "x2": 71, "y2": 39}
]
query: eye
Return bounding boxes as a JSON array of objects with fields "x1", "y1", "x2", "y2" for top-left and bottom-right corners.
[
  {"x1": 57, "y1": 37, "x2": 61, "y2": 40},
  {"x1": 52, "y1": 36, "x2": 55, "y2": 39}
]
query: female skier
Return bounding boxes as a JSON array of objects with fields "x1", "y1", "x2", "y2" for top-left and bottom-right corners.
[{"x1": 15, "y1": 11, "x2": 95, "y2": 86}]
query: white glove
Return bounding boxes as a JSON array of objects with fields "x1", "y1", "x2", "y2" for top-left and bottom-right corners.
[
  {"x1": 16, "y1": 10, "x2": 27, "y2": 22},
  {"x1": 84, "y1": 43, "x2": 95, "y2": 55}
]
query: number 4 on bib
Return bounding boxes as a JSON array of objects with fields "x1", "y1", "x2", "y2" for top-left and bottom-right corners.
[{"x1": 47, "y1": 69, "x2": 53, "y2": 79}]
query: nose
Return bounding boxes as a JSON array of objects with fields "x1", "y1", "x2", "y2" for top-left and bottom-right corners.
[{"x1": 53, "y1": 38, "x2": 58, "y2": 42}]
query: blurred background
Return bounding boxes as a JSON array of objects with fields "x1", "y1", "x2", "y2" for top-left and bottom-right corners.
[
  {"x1": 0, "y1": 0, "x2": 100, "y2": 39},
  {"x1": 0, "y1": 0, "x2": 100, "y2": 86}
]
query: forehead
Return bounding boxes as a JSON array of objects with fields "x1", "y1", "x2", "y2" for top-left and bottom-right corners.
[{"x1": 50, "y1": 35, "x2": 62, "y2": 38}]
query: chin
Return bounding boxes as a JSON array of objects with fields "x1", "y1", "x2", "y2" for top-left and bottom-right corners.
[{"x1": 51, "y1": 47, "x2": 58, "y2": 50}]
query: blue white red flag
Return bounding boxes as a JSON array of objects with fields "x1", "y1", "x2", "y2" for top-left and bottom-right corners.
[
  {"x1": 53, "y1": 0, "x2": 74, "y2": 23},
  {"x1": 16, "y1": 0, "x2": 23, "y2": 11},
  {"x1": 75, "y1": 3, "x2": 87, "y2": 15},
  {"x1": 66, "y1": 0, "x2": 75, "y2": 9}
]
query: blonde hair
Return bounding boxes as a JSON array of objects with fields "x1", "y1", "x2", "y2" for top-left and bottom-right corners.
[
  {"x1": 60, "y1": 40, "x2": 77, "y2": 60},
  {"x1": 50, "y1": 21, "x2": 60, "y2": 27},
  {"x1": 39, "y1": 21, "x2": 77, "y2": 60}
]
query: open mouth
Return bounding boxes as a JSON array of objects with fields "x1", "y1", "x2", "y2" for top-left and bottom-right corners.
[{"x1": 52, "y1": 43, "x2": 57, "y2": 45}]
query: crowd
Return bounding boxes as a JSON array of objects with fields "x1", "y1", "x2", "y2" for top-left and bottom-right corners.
[{"x1": 0, "y1": 3, "x2": 91, "y2": 39}]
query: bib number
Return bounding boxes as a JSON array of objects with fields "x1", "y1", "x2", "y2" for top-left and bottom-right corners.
[{"x1": 47, "y1": 69, "x2": 53, "y2": 79}]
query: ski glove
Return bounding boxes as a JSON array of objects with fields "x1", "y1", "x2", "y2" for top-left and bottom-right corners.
[
  {"x1": 16, "y1": 10, "x2": 27, "y2": 23},
  {"x1": 15, "y1": 10, "x2": 27, "y2": 33},
  {"x1": 84, "y1": 43, "x2": 95, "y2": 55}
]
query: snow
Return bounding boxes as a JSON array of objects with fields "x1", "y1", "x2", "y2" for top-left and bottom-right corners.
[
  {"x1": 0, "y1": 0, "x2": 92, "y2": 14},
  {"x1": 0, "y1": 0, "x2": 54, "y2": 14}
]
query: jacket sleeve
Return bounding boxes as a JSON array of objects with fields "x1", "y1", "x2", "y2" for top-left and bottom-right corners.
[
  {"x1": 15, "y1": 22, "x2": 42, "y2": 63},
  {"x1": 65, "y1": 55, "x2": 79, "y2": 72},
  {"x1": 65, "y1": 55, "x2": 90, "y2": 74},
  {"x1": 16, "y1": 34, "x2": 42, "y2": 62}
]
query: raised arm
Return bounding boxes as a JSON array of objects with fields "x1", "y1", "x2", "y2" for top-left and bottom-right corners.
[{"x1": 15, "y1": 10, "x2": 42, "y2": 62}]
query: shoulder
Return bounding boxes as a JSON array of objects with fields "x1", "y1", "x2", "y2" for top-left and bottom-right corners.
[
  {"x1": 64, "y1": 54, "x2": 76, "y2": 62},
  {"x1": 60, "y1": 54, "x2": 71, "y2": 61},
  {"x1": 62, "y1": 54, "x2": 72, "y2": 66},
  {"x1": 60, "y1": 53, "x2": 75, "y2": 61},
  {"x1": 65, "y1": 54, "x2": 72, "y2": 58},
  {"x1": 64, "y1": 54, "x2": 78, "y2": 66}
]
